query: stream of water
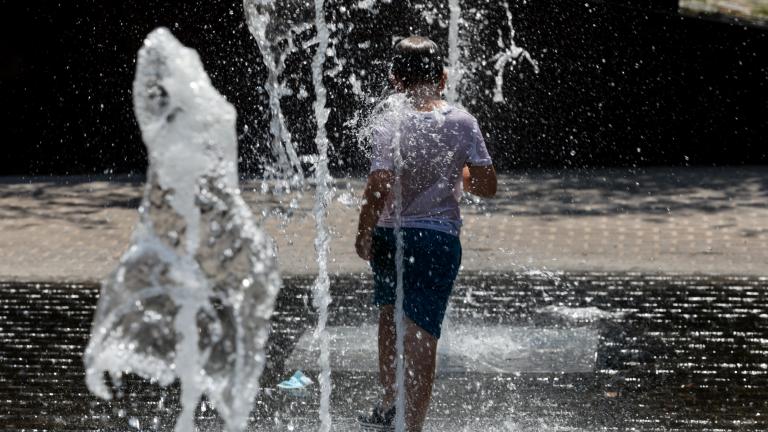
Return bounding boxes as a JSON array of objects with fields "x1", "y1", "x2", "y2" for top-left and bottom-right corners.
[
  {"x1": 493, "y1": 1, "x2": 539, "y2": 103},
  {"x1": 309, "y1": 0, "x2": 334, "y2": 430},
  {"x1": 445, "y1": 0, "x2": 463, "y2": 105},
  {"x1": 391, "y1": 104, "x2": 408, "y2": 432},
  {"x1": 243, "y1": 0, "x2": 308, "y2": 187}
]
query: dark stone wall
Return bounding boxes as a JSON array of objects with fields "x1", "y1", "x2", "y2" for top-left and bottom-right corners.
[{"x1": 1, "y1": 0, "x2": 766, "y2": 176}]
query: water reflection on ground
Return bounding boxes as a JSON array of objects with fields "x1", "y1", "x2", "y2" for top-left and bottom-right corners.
[{"x1": 2, "y1": 272, "x2": 767, "y2": 431}]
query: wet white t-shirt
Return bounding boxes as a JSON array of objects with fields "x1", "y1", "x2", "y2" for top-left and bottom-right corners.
[{"x1": 370, "y1": 104, "x2": 493, "y2": 236}]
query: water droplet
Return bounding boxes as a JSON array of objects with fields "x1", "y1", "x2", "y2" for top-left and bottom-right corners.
[{"x1": 128, "y1": 417, "x2": 140, "y2": 429}]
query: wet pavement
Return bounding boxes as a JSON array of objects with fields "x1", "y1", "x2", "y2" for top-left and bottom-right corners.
[{"x1": 3, "y1": 272, "x2": 768, "y2": 431}]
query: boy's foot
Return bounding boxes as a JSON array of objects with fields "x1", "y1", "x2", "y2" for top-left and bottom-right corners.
[{"x1": 357, "y1": 404, "x2": 395, "y2": 431}]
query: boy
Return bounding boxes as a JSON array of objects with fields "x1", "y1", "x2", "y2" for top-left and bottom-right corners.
[{"x1": 355, "y1": 36, "x2": 497, "y2": 431}]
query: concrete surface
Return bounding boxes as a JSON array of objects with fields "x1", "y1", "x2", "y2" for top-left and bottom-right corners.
[{"x1": 1, "y1": 166, "x2": 766, "y2": 282}]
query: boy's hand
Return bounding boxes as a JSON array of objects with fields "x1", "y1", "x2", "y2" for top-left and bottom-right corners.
[
  {"x1": 355, "y1": 230, "x2": 373, "y2": 261},
  {"x1": 463, "y1": 164, "x2": 497, "y2": 198},
  {"x1": 355, "y1": 170, "x2": 392, "y2": 261}
]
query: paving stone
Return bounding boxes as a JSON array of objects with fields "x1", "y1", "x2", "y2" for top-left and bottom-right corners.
[{"x1": 1, "y1": 166, "x2": 767, "y2": 283}]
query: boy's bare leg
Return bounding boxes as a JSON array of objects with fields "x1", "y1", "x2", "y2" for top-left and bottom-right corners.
[
  {"x1": 378, "y1": 306, "x2": 439, "y2": 431},
  {"x1": 404, "y1": 318, "x2": 437, "y2": 432},
  {"x1": 379, "y1": 305, "x2": 397, "y2": 408}
]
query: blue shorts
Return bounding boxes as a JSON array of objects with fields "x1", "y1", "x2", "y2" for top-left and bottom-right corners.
[{"x1": 371, "y1": 227, "x2": 462, "y2": 339}]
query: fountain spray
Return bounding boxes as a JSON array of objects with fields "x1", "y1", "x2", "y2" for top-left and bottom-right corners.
[
  {"x1": 445, "y1": 0, "x2": 463, "y2": 105},
  {"x1": 310, "y1": 0, "x2": 334, "y2": 431},
  {"x1": 243, "y1": 1, "x2": 335, "y2": 429},
  {"x1": 492, "y1": 1, "x2": 539, "y2": 103},
  {"x1": 243, "y1": 0, "x2": 308, "y2": 188},
  {"x1": 392, "y1": 122, "x2": 407, "y2": 432},
  {"x1": 83, "y1": 28, "x2": 280, "y2": 432}
]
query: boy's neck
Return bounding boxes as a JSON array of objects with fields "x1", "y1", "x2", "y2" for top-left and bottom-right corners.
[
  {"x1": 404, "y1": 86, "x2": 445, "y2": 112},
  {"x1": 408, "y1": 95, "x2": 445, "y2": 112}
]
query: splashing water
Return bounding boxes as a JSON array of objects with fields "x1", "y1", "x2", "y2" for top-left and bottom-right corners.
[
  {"x1": 492, "y1": 1, "x2": 539, "y2": 103},
  {"x1": 310, "y1": 0, "x2": 334, "y2": 431},
  {"x1": 243, "y1": 2, "x2": 337, "y2": 429},
  {"x1": 445, "y1": 0, "x2": 463, "y2": 105},
  {"x1": 391, "y1": 100, "x2": 408, "y2": 432},
  {"x1": 243, "y1": 0, "x2": 310, "y2": 188},
  {"x1": 363, "y1": 92, "x2": 411, "y2": 432},
  {"x1": 434, "y1": 1, "x2": 464, "y2": 399},
  {"x1": 83, "y1": 28, "x2": 281, "y2": 432}
]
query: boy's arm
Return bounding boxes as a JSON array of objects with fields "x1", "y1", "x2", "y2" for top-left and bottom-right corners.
[
  {"x1": 355, "y1": 169, "x2": 393, "y2": 260},
  {"x1": 463, "y1": 164, "x2": 497, "y2": 197}
]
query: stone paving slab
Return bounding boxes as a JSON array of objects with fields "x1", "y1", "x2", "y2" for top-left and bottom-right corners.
[
  {"x1": 4, "y1": 273, "x2": 768, "y2": 431},
  {"x1": 1, "y1": 166, "x2": 767, "y2": 282}
]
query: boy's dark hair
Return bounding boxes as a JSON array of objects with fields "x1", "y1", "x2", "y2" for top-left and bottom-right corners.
[{"x1": 391, "y1": 36, "x2": 444, "y2": 88}]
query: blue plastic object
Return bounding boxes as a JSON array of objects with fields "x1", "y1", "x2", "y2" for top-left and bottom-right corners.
[{"x1": 277, "y1": 370, "x2": 314, "y2": 390}]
